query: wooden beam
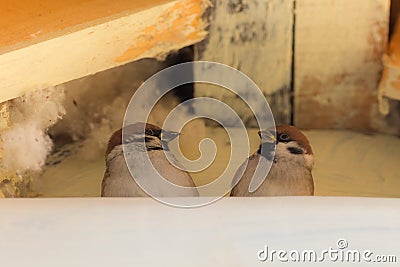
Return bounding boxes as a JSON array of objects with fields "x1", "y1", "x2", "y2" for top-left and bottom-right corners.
[
  {"x1": 378, "y1": 15, "x2": 400, "y2": 114},
  {"x1": 0, "y1": 0, "x2": 210, "y2": 103},
  {"x1": 390, "y1": 0, "x2": 400, "y2": 36},
  {"x1": 194, "y1": 0, "x2": 294, "y2": 126}
]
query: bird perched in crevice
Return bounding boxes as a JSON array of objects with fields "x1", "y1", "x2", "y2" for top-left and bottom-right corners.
[
  {"x1": 101, "y1": 123, "x2": 199, "y2": 197},
  {"x1": 230, "y1": 124, "x2": 314, "y2": 196}
]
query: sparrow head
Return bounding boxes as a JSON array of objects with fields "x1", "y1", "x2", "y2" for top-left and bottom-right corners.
[
  {"x1": 258, "y1": 124, "x2": 313, "y2": 169},
  {"x1": 105, "y1": 123, "x2": 179, "y2": 157}
]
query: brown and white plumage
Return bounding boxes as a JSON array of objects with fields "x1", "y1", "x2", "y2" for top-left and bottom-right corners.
[
  {"x1": 230, "y1": 124, "x2": 314, "y2": 196},
  {"x1": 101, "y1": 123, "x2": 199, "y2": 197}
]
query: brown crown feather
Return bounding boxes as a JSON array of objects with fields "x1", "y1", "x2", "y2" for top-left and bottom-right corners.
[
  {"x1": 275, "y1": 124, "x2": 313, "y2": 155},
  {"x1": 105, "y1": 123, "x2": 162, "y2": 157}
]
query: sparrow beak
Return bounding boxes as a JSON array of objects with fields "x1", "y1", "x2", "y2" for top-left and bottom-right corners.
[
  {"x1": 258, "y1": 130, "x2": 276, "y2": 143},
  {"x1": 161, "y1": 130, "x2": 180, "y2": 142}
]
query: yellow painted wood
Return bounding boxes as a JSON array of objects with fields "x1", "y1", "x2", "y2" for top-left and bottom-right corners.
[
  {"x1": 0, "y1": 0, "x2": 173, "y2": 53},
  {"x1": 378, "y1": 16, "x2": 400, "y2": 114},
  {"x1": 0, "y1": 0, "x2": 209, "y2": 103}
]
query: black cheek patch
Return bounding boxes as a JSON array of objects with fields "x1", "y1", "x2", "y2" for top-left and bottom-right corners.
[
  {"x1": 287, "y1": 147, "x2": 304, "y2": 155},
  {"x1": 147, "y1": 146, "x2": 163, "y2": 151}
]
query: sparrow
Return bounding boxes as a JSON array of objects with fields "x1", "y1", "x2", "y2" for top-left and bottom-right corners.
[
  {"x1": 101, "y1": 123, "x2": 199, "y2": 197},
  {"x1": 230, "y1": 124, "x2": 314, "y2": 196}
]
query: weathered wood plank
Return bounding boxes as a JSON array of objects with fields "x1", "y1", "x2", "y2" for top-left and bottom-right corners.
[
  {"x1": 390, "y1": 0, "x2": 400, "y2": 36},
  {"x1": 376, "y1": 13, "x2": 400, "y2": 134},
  {"x1": 194, "y1": 0, "x2": 294, "y2": 126},
  {"x1": 0, "y1": 0, "x2": 172, "y2": 53},
  {"x1": 0, "y1": 0, "x2": 210, "y2": 103},
  {"x1": 378, "y1": 15, "x2": 400, "y2": 114},
  {"x1": 295, "y1": 0, "x2": 390, "y2": 131}
]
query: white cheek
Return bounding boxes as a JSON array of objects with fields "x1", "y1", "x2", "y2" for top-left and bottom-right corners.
[
  {"x1": 275, "y1": 142, "x2": 297, "y2": 157},
  {"x1": 275, "y1": 142, "x2": 314, "y2": 170},
  {"x1": 304, "y1": 154, "x2": 314, "y2": 170}
]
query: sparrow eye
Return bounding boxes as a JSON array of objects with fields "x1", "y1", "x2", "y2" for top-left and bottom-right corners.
[{"x1": 279, "y1": 133, "x2": 290, "y2": 141}]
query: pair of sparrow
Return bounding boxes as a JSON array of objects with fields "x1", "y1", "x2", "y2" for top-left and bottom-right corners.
[{"x1": 101, "y1": 123, "x2": 314, "y2": 197}]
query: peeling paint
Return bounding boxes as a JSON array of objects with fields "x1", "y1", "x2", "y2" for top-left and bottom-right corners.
[
  {"x1": 194, "y1": 0, "x2": 293, "y2": 126},
  {"x1": 115, "y1": 0, "x2": 210, "y2": 63},
  {"x1": 227, "y1": 0, "x2": 249, "y2": 13},
  {"x1": 378, "y1": 11, "x2": 400, "y2": 111},
  {"x1": 0, "y1": 0, "x2": 209, "y2": 103}
]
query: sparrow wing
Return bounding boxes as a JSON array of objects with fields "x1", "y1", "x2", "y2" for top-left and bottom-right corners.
[
  {"x1": 230, "y1": 154, "x2": 260, "y2": 196},
  {"x1": 230, "y1": 158, "x2": 249, "y2": 189},
  {"x1": 248, "y1": 155, "x2": 273, "y2": 193},
  {"x1": 149, "y1": 150, "x2": 199, "y2": 196},
  {"x1": 230, "y1": 153, "x2": 275, "y2": 196}
]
